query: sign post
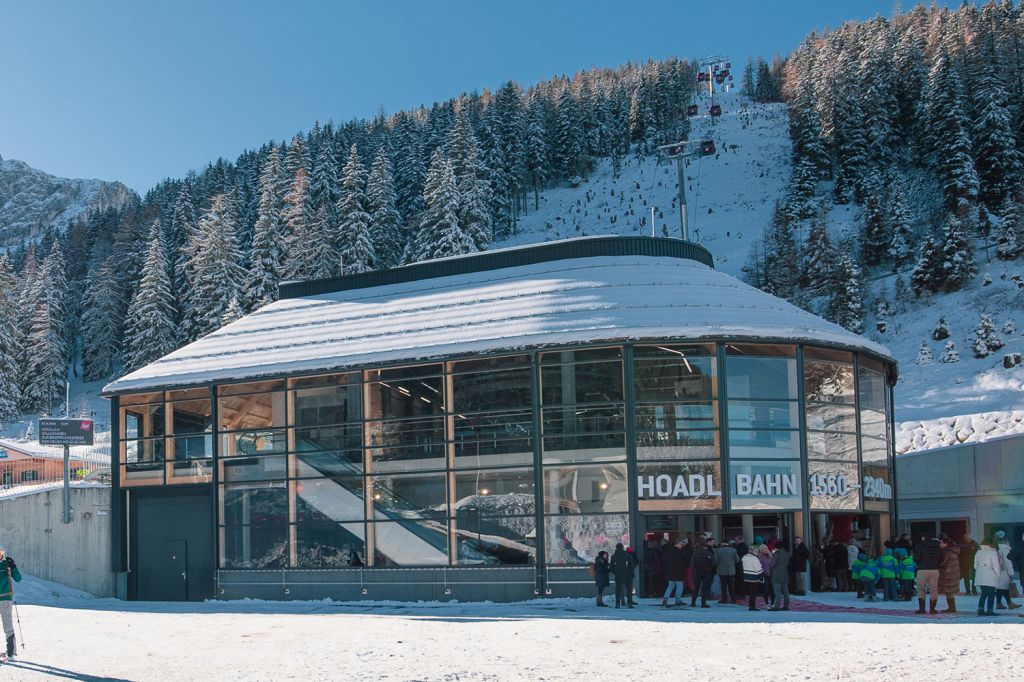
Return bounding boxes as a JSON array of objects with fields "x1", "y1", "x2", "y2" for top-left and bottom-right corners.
[{"x1": 38, "y1": 418, "x2": 94, "y2": 524}]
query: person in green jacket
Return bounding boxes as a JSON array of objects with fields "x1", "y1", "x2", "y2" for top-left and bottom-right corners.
[
  {"x1": 0, "y1": 546, "x2": 22, "y2": 658},
  {"x1": 857, "y1": 553, "x2": 879, "y2": 602},
  {"x1": 878, "y1": 548, "x2": 900, "y2": 601},
  {"x1": 897, "y1": 548, "x2": 917, "y2": 601},
  {"x1": 850, "y1": 554, "x2": 866, "y2": 597}
]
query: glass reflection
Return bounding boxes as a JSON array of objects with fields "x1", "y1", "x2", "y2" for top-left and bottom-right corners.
[
  {"x1": 543, "y1": 463, "x2": 628, "y2": 513},
  {"x1": 727, "y1": 429, "x2": 800, "y2": 459},
  {"x1": 544, "y1": 514, "x2": 630, "y2": 565},
  {"x1": 371, "y1": 520, "x2": 449, "y2": 566},
  {"x1": 728, "y1": 460, "x2": 803, "y2": 510},
  {"x1": 728, "y1": 400, "x2": 798, "y2": 430},
  {"x1": 808, "y1": 460, "x2": 860, "y2": 510},
  {"x1": 455, "y1": 514, "x2": 536, "y2": 565},
  {"x1": 804, "y1": 360, "x2": 855, "y2": 404}
]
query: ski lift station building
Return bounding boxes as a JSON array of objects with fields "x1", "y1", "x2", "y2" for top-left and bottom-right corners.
[{"x1": 102, "y1": 236, "x2": 898, "y2": 602}]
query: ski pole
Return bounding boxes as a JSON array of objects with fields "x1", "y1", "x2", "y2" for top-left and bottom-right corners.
[{"x1": 12, "y1": 598, "x2": 23, "y2": 650}]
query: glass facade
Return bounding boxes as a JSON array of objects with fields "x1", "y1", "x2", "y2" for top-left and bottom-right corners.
[{"x1": 116, "y1": 341, "x2": 895, "y2": 571}]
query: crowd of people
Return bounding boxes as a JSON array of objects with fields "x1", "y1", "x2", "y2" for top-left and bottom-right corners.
[{"x1": 591, "y1": 530, "x2": 1024, "y2": 617}]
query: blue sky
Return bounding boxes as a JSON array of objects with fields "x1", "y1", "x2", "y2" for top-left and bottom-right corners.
[{"x1": 1, "y1": 1, "x2": 947, "y2": 192}]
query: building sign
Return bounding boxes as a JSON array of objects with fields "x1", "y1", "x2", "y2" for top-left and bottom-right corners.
[
  {"x1": 734, "y1": 472, "x2": 798, "y2": 497},
  {"x1": 637, "y1": 473, "x2": 721, "y2": 499},
  {"x1": 863, "y1": 475, "x2": 893, "y2": 500},
  {"x1": 807, "y1": 462, "x2": 861, "y2": 511},
  {"x1": 729, "y1": 460, "x2": 803, "y2": 511},
  {"x1": 38, "y1": 419, "x2": 95, "y2": 447}
]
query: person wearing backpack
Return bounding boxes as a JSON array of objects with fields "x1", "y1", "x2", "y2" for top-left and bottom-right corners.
[
  {"x1": 896, "y1": 547, "x2": 916, "y2": 601},
  {"x1": 0, "y1": 546, "x2": 21, "y2": 659},
  {"x1": 742, "y1": 547, "x2": 765, "y2": 611},
  {"x1": 877, "y1": 548, "x2": 900, "y2": 601},
  {"x1": 857, "y1": 553, "x2": 879, "y2": 602}
]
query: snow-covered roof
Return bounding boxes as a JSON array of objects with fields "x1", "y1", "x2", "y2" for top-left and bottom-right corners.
[{"x1": 103, "y1": 239, "x2": 894, "y2": 395}]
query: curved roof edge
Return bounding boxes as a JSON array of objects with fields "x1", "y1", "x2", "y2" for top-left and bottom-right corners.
[{"x1": 279, "y1": 235, "x2": 715, "y2": 299}]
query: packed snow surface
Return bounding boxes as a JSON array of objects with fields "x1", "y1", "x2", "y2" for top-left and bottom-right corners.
[
  {"x1": 104, "y1": 252, "x2": 890, "y2": 394},
  {"x1": 5, "y1": 573, "x2": 1021, "y2": 681}
]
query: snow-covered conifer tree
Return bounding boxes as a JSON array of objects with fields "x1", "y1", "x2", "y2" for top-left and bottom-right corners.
[
  {"x1": 828, "y1": 253, "x2": 864, "y2": 333},
  {"x1": 915, "y1": 339, "x2": 934, "y2": 365},
  {"x1": 932, "y1": 315, "x2": 950, "y2": 341},
  {"x1": 972, "y1": 313, "x2": 1005, "y2": 358},
  {"x1": 187, "y1": 194, "x2": 245, "y2": 339},
  {"x1": 408, "y1": 150, "x2": 476, "y2": 262},
  {"x1": 939, "y1": 339, "x2": 960, "y2": 363},
  {"x1": 888, "y1": 187, "x2": 913, "y2": 269},
  {"x1": 910, "y1": 230, "x2": 942, "y2": 295},
  {"x1": 124, "y1": 221, "x2": 177, "y2": 372},
  {"x1": 336, "y1": 145, "x2": 375, "y2": 274},
  {"x1": 802, "y1": 210, "x2": 836, "y2": 292},
  {"x1": 243, "y1": 147, "x2": 284, "y2": 310},
  {"x1": 0, "y1": 256, "x2": 20, "y2": 423},
  {"x1": 366, "y1": 146, "x2": 405, "y2": 269},
  {"x1": 938, "y1": 213, "x2": 975, "y2": 291},
  {"x1": 80, "y1": 257, "x2": 123, "y2": 381}
]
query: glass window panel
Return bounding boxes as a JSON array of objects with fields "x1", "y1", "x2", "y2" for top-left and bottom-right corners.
[
  {"x1": 168, "y1": 399, "x2": 212, "y2": 435},
  {"x1": 369, "y1": 473, "x2": 447, "y2": 521},
  {"x1": 120, "y1": 391, "x2": 163, "y2": 406},
  {"x1": 636, "y1": 428, "x2": 718, "y2": 460},
  {"x1": 122, "y1": 438, "x2": 164, "y2": 465},
  {"x1": 218, "y1": 380, "x2": 286, "y2": 396},
  {"x1": 804, "y1": 347, "x2": 854, "y2": 363},
  {"x1": 169, "y1": 458, "x2": 212, "y2": 482},
  {"x1": 294, "y1": 423, "x2": 361, "y2": 453},
  {"x1": 542, "y1": 463, "x2": 628, "y2": 514},
  {"x1": 455, "y1": 515, "x2": 536, "y2": 566},
  {"x1": 636, "y1": 461, "x2": 723, "y2": 511},
  {"x1": 218, "y1": 392, "x2": 286, "y2": 430},
  {"x1": 296, "y1": 477, "x2": 365, "y2": 523},
  {"x1": 220, "y1": 524, "x2": 287, "y2": 569},
  {"x1": 804, "y1": 360, "x2": 856, "y2": 404},
  {"x1": 367, "y1": 417, "x2": 445, "y2": 472},
  {"x1": 861, "y1": 436, "x2": 888, "y2": 464},
  {"x1": 637, "y1": 401, "x2": 717, "y2": 430},
  {"x1": 221, "y1": 455, "x2": 288, "y2": 482},
  {"x1": 858, "y1": 367, "x2": 887, "y2": 413},
  {"x1": 451, "y1": 354, "x2": 530, "y2": 374},
  {"x1": 453, "y1": 410, "x2": 533, "y2": 468},
  {"x1": 862, "y1": 462, "x2": 893, "y2": 507},
  {"x1": 727, "y1": 400, "x2": 798, "y2": 430},
  {"x1": 295, "y1": 520, "x2": 366, "y2": 568},
  {"x1": 544, "y1": 514, "x2": 630, "y2": 565},
  {"x1": 541, "y1": 404, "x2": 625, "y2": 461},
  {"x1": 728, "y1": 460, "x2": 803, "y2": 510},
  {"x1": 371, "y1": 520, "x2": 449, "y2": 566},
  {"x1": 451, "y1": 367, "x2": 532, "y2": 413},
  {"x1": 727, "y1": 429, "x2": 800, "y2": 459},
  {"x1": 808, "y1": 460, "x2": 861, "y2": 510},
  {"x1": 220, "y1": 482, "x2": 288, "y2": 526},
  {"x1": 860, "y1": 410, "x2": 888, "y2": 442},
  {"x1": 292, "y1": 384, "x2": 361, "y2": 427},
  {"x1": 166, "y1": 387, "x2": 208, "y2": 401},
  {"x1": 859, "y1": 355, "x2": 886, "y2": 373},
  {"x1": 540, "y1": 347, "x2": 622, "y2": 365},
  {"x1": 122, "y1": 403, "x2": 165, "y2": 439},
  {"x1": 288, "y1": 372, "x2": 360, "y2": 390},
  {"x1": 169, "y1": 434, "x2": 213, "y2": 460},
  {"x1": 295, "y1": 451, "x2": 363, "y2": 478},
  {"x1": 634, "y1": 355, "x2": 716, "y2": 403},
  {"x1": 367, "y1": 364, "x2": 444, "y2": 383},
  {"x1": 805, "y1": 403, "x2": 857, "y2": 432},
  {"x1": 807, "y1": 430, "x2": 858, "y2": 461},
  {"x1": 541, "y1": 353, "x2": 623, "y2": 406},
  {"x1": 726, "y1": 351, "x2": 798, "y2": 400},
  {"x1": 453, "y1": 468, "x2": 536, "y2": 516},
  {"x1": 366, "y1": 377, "x2": 444, "y2": 420},
  {"x1": 221, "y1": 429, "x2": 288, "y2": 457}
]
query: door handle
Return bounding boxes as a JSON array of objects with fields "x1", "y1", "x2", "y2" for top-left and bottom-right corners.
[{"x1": 182, "y1": 572, "x2": 187, "y2": 580}]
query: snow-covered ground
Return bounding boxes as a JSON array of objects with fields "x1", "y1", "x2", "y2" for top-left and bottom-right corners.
[{"x1": 3, "y1": 573, "x2": 1020, "y2": 680}]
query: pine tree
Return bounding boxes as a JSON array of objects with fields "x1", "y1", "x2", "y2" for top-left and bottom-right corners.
[
  {"x1": 393, "y1": 114, "x2": 426, "y2": 223},
  {"x1": 926, "y1": 50, "x2": 979, "y2": 214},
  {"x1": 366, "y1": 146, "x2": 405, "y2": 269},
  {"x1": 938, "y1": 213, "x2": 976, "y2": 291},
  {"x1": 525, "y1": 97, "x2": 548, "y2": 210},
  {"x1": 556, "y1": 88, "x2": 586, "y2": 177},
  {"x1": 243, "y1": 146, "x2": 284, "y2": 310},
  {"x1": 188, "y1": 193, "x2": 245, "y2": 339},
  {"x1": 860, "y1": 194, "x2": 890, "y2": 267},
  {"x1": 784, "y1": 157, "x2": 818, "y2": 221},
  {"x1": 124, "y1": 221, "x2": 177, "y2": 372},
  {"x1": 802, "y1": 210, "x2": 836, "y2": 292},
  {"x1": 408, "y1": 149, "x2": 476, "y2": 262},
  {"x1": 0, "y1": 255, "x2": 20, "y2": 423},
  {"x1": 741, "y1": 58, "x2": 756, "y2": 99},
  {"x1": 972, "y1": 313, "x2": 1005, "y2": 358},
  {"x1": 23, "y1": 244, "x2": 69, "y2": 413},
  {"x1": 80, "y1": 256, "x2": 124, "y2": 381},
  {"x1": 828, "y1": 253, "x2": 864, "y2": 333},
  {"x1": 932, "y1": 315, "x2": 951, "y2": 341},
  {"x1": 939, "y1": 339, "x2": 960, "y2": 363},
  {"x1": 915, "y1": 339, "x2": 934, "y2": 365},
  {"x1": 888, "y1": 187, "x2": 914, "y2": 269},
  {"x1": 893, "y1": 271, "x2": 911, "y2": 309},
  {"x1": 336, "y1": 145, "x2": 375, "y2": 274},
  {"x1": 910, "y1": 230, "x2": 942, "y2": 295},
  {"x1": 995, "y1": 198, "x2": 1023, "y2": 260},
  {"x1": 763, "y1": 202, "x2": 799, "y2": 300}
]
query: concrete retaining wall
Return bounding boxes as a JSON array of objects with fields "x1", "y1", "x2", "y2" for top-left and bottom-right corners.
[{"x1": 0, "y1": 485, "x2": 114, "y2": 597}]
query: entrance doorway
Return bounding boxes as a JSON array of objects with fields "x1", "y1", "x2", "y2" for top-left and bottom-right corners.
[{"x1": 640, "y1": 512, "x2": 793, "y2": 597}]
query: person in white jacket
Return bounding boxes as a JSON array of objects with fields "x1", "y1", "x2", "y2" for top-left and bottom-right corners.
[
  {"x1": 974, "y1": 538, "x2": 1008, "y2": 616},
  {"x1": 993, "y1": 531, "x2": 1021, "y2": 609}
]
